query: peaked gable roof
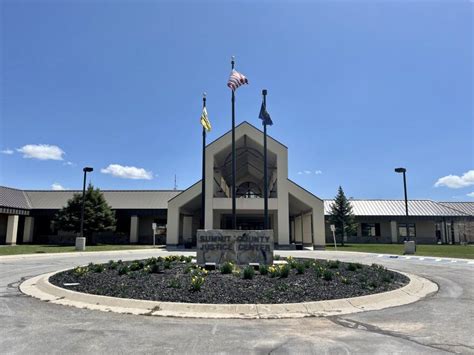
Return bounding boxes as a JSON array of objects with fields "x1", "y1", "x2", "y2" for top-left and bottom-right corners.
[{"x1": 206, "y1": 121, "x2": 287, "y2": 150}]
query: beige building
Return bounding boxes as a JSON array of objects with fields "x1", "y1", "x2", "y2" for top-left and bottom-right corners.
[
  {"x1": 166, "y1": 121, "x2": 325, "y2": 249},
  {"x1": 0, "y1": 122, "x2": 472, "y2": 247}
]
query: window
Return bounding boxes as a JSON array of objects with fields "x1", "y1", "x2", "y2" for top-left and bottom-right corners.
[
  {"x1": 398, "y1": 223, "x2": 416, "y2": 239},
  {"x1": 361, "y1": 223, "x2": 381, "y2": 237}
]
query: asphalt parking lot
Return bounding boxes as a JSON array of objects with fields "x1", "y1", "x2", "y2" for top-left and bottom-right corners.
[{"x1": 1, "y1": 250, "x2": 473, "y2": 354}]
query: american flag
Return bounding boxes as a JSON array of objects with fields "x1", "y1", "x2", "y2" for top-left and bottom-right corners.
[{"x1": 227, "y1": 69, "x2": 248, "y2": 91}]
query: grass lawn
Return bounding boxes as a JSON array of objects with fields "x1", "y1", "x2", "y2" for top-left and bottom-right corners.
[
  {"x1": 325, "y1": 243, "x2": 474, "y2": 259},
  {"x1": 0, "y1": 244, "x2": 156, "y2": 256}
]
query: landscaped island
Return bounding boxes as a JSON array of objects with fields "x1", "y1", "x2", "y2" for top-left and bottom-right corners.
[{"x1": 50, "y1": 256, "x2": 409, "y2": 304}]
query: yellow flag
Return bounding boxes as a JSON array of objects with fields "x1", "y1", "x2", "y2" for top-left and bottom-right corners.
[{"x1": 200, "y1": 107, "x2": 211, "y2": 131}]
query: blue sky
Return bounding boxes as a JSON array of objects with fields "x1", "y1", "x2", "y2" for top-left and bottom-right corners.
[{"x1": 1, "y1": 0, "x2": 472, "y2": 200}]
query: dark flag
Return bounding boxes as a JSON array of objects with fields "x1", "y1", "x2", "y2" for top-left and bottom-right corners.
[{"x1": 259, "y1": 101, "x2": 273, "y2": 126}]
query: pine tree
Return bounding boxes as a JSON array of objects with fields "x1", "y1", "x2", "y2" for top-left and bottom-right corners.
[
  {"x1": 54, "y1": 184, "x2": 116, "y2": 242},
  {"x1": 328, "y1": 186, "x2": 356, "y2": 246}
]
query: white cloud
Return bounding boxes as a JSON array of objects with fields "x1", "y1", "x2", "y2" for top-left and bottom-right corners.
[
  {"x1": 17, "y1": 144, "x2": 64, "y2": 160},
  {"x1": 467, "y1": 192, "x2": 474, "y2": 198},
  {"x1": 101, "y1": 164, "x2": 153, "y2": 180},
  {"x1": 1, "y1": 149, "x2": 14, "y2": 155},
  {"x1": 434, "y1": 170, "x2": 474, "y2": 189},
  {"x1": 63, "y1": 161, "x2": 75, "y2": 166},
  {"x1": 51, "y1": 183, "x2": 66, "y2": 190},
  {"x1": 297, "y1": 170, "x2": 323, "y2": 175}
]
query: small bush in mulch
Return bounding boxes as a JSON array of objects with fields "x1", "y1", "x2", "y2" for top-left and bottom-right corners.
[
  {"x1": 323, "y1": 269, "x2": 333, "y2": 281},
  {"x1": 50, "y1": 257, "x2": 409, "y2": 304},
  {"x1": 259, "y1": 264, "x2": 269, "y2": 275},
  {"x1": 295, "y1": 262, "x2": 305, "y2": 274},
  {"x1": 242, "y1": 266, "x2": 255, "y2": 280},
  {"x1": 220, "y1": 262, "x2": 233, "y2": 274}
]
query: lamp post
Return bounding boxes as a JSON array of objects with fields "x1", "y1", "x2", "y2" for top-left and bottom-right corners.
[
  {"x1": 394, "y1": 167, "x2": 411, "y2": 245},
  {"x1": 76, "y1": 166, "x2": 93, "y2": 251}
]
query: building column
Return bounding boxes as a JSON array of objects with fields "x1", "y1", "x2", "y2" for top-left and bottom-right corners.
[
  {"x1": 302, "y1": 213, "x2": 312, "y2": 246},
  {"x1": 166, "y1": 206, "x2": 179, "y2": 247},
  {"x1": 22, "y1": 216, "x2": 34, "y2": 243},
  {"x1": 390, "y1": 220, "x2": 398, "y2": 243},
  {"x1": 294, "y1": 215, "x2": 302, "y2": 243},
  {"x1": 6, "y1": 215, "x2": 19, "y2": 245},
  {"x1": 312, "y1": 203, "x2": 326, "y2": 249},
  {"x1": 130, "y1": 215, "x2": 139, "y2": 244},
  {"x1": 182, "y1": 216, "x2": 193, "y2": 244}
]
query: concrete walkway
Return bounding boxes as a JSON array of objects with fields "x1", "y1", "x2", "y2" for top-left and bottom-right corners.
[{"x1": 1, "y1": 250, "x2": 473, "y2": 354}]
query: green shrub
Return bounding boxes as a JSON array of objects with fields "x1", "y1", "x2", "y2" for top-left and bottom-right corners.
[
  {"x1": 328, "y1": 260, "x2": 340, "y2": 269},
  {"x1": 268, "y1": 265, "x2": 280, "y2": 278},
  {"x1": 259, "y1": 264, "x2": 269, "y2": 275},
  {"x1": 168, "y1": 278, "x2": 181, "y2": 288},
  {"x1": 73, "y1": 266, "x2": 89, "y2": 277},
  {"x1": 190, "y1": 276, "x2": 205, "y2": 291},
  {"x1": 91, "y1": 263, "x2": 105, "y2": 273},
  {"x1": 145, "y1": 257, "x2": 157, "y2": 266},
  {"x1": 371, "y1": 263, "x2": 386, "y2": 272},
  {"x1": 381, "y1": 272, "x2": 393, "y2": 283},
  {"x1": 295, "y1": 262, "x2": 305, "y2": 274},
  {"x1": 313, "y1": 266, "x2": 324, "y2": 278},
  {"x1": 304, "y1": 260, "x2": 313, "y2": 269},
  {"x1": 279, "y1": 264, "x2": 290, "y2": 278},
  {"x1": 341, "y1": 276, "x2": 350, "y2": 284},
  {"x1": 242, "y1": 266, "x2": 255, "y2": 280},
  {"x1": 145, "y1": 263, "x2": 160, "y2": 274},
  {"x1": 220, "y1": 262, "x2": 234, "y2": 274},
  {"x1": 286, "y1": 256, "x2": 297, "y2": 269},
  {"x1": 354, "y1": 262, "x2": 363, "y2": 269},
  {"x1": 274, "y1": 254, "x2": 281, "y2": 260},
  {"x1": 323, "y1": 270, "x2": 333, "y2": 281},
  {"x1": 118, "y1": 265, "x2": 129, "y2": 276},
  {"x1": 190, "y1": 266, "x2": 208, "y2": 277},
  {"x1": 129, "y1": 262, "x2": 143, "y2": 272},
  {"x1": 107, "y1": 260, "x2": 118, "y2": 270},
  {"x1": 163, "y1": 260, "x2": 171, "y2": 269},
  {"x1": 346, "y1": 263, "x2": 358, "y2": 272},
  {"x1": 184, "y1": 256, "x2": 193, "y2": 263}
]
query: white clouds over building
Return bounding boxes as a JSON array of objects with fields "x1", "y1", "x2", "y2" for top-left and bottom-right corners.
[
  {"x1": 435, "y1": 170, "x2": 474, "y2": 189},
  {"x1": 17, "y1": 144, "x2": 65, "y2": 160},
  {"x1": 101, "y1": 164, "x2": 153, "y2": 180}
]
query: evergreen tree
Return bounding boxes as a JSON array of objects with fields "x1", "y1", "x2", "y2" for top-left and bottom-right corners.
[
  {"x1": 328, "y1": 186, "x2": 356, "y2": 246},
  {"x1": 54, "y1": 184, "x2": 116, "y2": 241}
]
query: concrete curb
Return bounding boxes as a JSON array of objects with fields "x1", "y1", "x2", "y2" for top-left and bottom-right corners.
[{"x1": 19, "y1": 269, "x2": 438, "y2": 319}]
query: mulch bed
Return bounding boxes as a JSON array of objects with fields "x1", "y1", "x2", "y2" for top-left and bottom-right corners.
[{"x1": 50, "y1": 258, "x2": 409, "y2": 304}]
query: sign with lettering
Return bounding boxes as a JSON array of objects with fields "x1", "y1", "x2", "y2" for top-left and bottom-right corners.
[{"x1": 196, "y1": 230, "x2": 274, "y2": 265}]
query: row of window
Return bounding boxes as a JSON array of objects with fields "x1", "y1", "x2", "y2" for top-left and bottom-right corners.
[{"x1": 360, "y1": 223, "x2": 416, "y2": 238}]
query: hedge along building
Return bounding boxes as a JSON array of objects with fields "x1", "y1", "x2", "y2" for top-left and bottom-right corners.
[{"x1": 166, "y1": 121, "x2": 325, "y2": 249}]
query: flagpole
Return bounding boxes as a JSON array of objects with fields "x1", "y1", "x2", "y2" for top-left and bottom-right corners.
[
  {"x1": 201, "y1": 92, "x2": 206, "y2": 230},
  {"x1": 231, "y1": 56, "x2": 237, "y2": 230},
  {"x1": 262, "y1": 89, "x2": 269, "y2": 230}
]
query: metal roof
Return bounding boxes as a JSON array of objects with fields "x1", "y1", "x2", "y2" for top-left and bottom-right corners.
[
  {"x1": 324, "y1": 199, "x2": 471, "y2": 217},
  {"x1": 0, "y1": 186, "x2": 31, "y2": 210},
  {"x1": 1, "y1": 185, "x2": 472, "y2": 217},
  {"x1": 23, "y1": 190, "x2": 182, "y2": 210},
  {"x1": 437, "y1": 202, "x2": 474, "y2": 216}
]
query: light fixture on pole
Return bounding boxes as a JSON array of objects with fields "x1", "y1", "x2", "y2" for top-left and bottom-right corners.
[
  {"x1": 394, "y1": 167, "x2": 413, "y2": 247},
  {"x1": 76, "y1": 166, "x2": 93, "y2": 251}
]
